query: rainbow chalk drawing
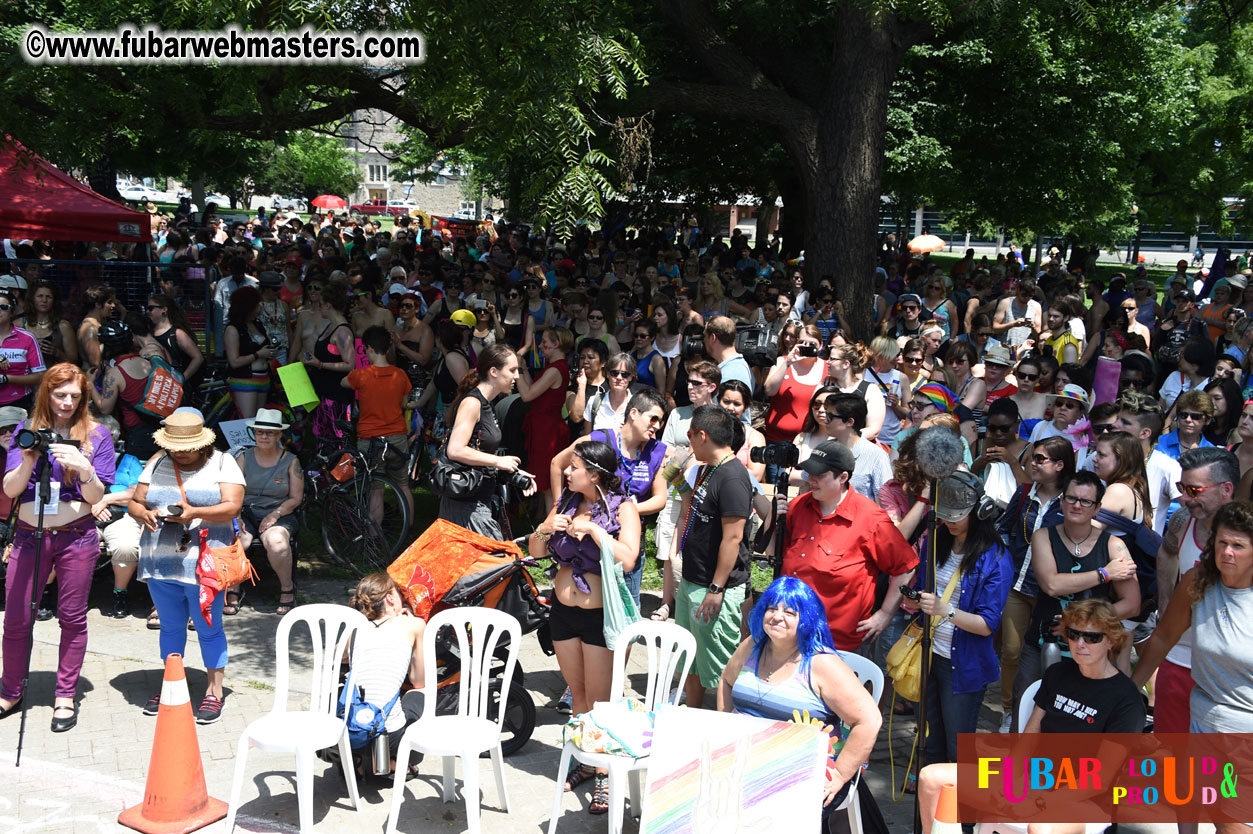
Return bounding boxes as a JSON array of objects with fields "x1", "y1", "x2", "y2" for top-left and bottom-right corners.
[{"x1": 641, "y1": 707, "x2": 828, "y2": 834}]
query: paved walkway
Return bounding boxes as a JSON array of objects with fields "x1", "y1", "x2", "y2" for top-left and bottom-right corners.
[{"x1": 0, "y1": 573, "x2": 1184, "y2": 834}]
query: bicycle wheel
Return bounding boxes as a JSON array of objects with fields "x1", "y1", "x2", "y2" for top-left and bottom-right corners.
[
  {"x1": 320, "y1": 487, "x2": 391, "y2": 576},
  {"x1": 358, "y1": 475, "x2": 413, "y2": 556}
]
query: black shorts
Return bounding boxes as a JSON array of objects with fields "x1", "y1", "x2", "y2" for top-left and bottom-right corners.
[
  {"x1": 239, "y1": 506, "x2": 299, "y2": 540},
  {"x1": 548, "y1": 597, "x2": 607, "y2": 648}
]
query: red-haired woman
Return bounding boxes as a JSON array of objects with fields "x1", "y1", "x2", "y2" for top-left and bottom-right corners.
[{"x1": 0, "y1": 363, "x2": 116, "y2": 732}]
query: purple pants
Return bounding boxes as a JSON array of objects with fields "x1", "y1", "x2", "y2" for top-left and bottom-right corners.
[{"x1": 2, "y1": 516, "x2": 99, "y2": 701}]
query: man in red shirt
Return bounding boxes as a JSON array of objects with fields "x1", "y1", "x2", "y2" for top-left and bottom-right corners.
[
  {"x1": 783, "y1": 440, "x2": 918, "y2": 653},
  {"x1": 343, "y1": 325, "x2": 414, "y2": 518}
]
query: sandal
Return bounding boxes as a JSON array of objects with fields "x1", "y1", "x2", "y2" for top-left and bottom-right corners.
[
  {"x1": 146, "y1": 608, "x2": 161, "y2": 630},
  {"x1": 588, "y1": 775, "x2": 610, "y2": 815},
  {"x1": 222, "y1": 590, "x2": 244, "y2": 616},
  {"x1": 564, "y1": 764, "x2": 596, "y2": 792},
  {"x1": 276, "y1": 586, "x2": 297, "y2": 616},
  {"x1": 650, "y1": 602, "x2": 671, "y2": 622}
]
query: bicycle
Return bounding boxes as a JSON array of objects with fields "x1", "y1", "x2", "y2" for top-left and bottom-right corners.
[{"x1": 304, "y1": 427, "x2": 414, "y2": 576}]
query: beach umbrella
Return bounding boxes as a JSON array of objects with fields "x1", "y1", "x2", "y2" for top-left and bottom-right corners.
[
  {"x1": 908, "y1": 234, "x2": 946, "y2": 254},
  {"x1": 311, "y1": 194, "x2": 347, "y2": 209}
]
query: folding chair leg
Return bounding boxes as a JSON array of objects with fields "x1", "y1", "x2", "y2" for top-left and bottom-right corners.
[
  {"x1": 606, "y1": 765, "x2": 626, "y2": 834},
  {"x1": 442, "y1": 755, "x2": 456, "y2": 803},
  {"x1": 385, "y1": 741, "x2": 412, "y2": 834},
  {"x1": 294, "y1": 748, "x2": 315, "y2": 834},
  {"x1": 338, "y1": 733, "x2": 361, "y2": 810},
  {"x1": 462, "y1": 754, "x2": 481, "y2": 834}
]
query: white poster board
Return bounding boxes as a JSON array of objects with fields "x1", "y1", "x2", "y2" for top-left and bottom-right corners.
[
  {"x1": 217, "y1": 419, "x2": 254, "y2": 452},
  {"x1": 640, "y1": 706, "x2": 828, "y2": 834}
]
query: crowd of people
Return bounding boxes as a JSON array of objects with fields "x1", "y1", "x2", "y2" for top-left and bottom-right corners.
[{"x1": 4, "y1": 211, "x2": 1253, "y2": 831}]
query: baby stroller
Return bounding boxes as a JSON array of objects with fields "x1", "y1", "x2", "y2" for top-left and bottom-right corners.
[{"x1": 388, "y1": 520, "x2": 552, "y2": 755}]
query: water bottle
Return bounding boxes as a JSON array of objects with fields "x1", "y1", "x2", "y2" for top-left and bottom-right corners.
[
  {"x1": 370, "y1": 726, "x2": 390, "y2": 771},
  {"x1": 1041, "y1": 615, "x2": 1063, "y2": 672}
]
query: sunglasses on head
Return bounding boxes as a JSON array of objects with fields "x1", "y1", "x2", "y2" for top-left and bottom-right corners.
[{"x1": 1065, "y1": 627, "x2": 1105, "y2": 644}]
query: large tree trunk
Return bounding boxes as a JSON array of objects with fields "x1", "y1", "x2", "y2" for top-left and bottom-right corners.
[{"x1": 779, "y1": 12, "x2": 905, "y2": 342}]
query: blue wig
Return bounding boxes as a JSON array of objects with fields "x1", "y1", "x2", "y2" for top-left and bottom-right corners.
[{"x1": 748, "y1": 577, "x2": 836, "y2": 673}]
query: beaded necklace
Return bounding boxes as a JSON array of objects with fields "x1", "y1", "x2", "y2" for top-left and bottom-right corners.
[{"x1": 678, "y1": 453, "x2": 733, "y2": 551}]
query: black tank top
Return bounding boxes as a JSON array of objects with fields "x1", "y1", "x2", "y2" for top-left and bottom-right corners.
[
  {"x1": 155, "y1": 327, "x2": 191, "y2": 373},
  {"x1": 1027, "y1": 528, "x2": 1113, "y2": 648},
  {"x1": 434, "y1": 348, "x2": 467, "y2": 406},
  {"x1": 309, "y1": 321, "x2": 352, "y2": 404}
]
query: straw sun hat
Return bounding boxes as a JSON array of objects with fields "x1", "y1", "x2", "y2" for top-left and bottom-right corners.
[{"x1": 153, "y1": 411, "x2": 216, "y2": 452}]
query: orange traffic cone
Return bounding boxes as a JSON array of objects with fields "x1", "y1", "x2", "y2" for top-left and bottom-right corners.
[
  {"x1": 932, "y1": 782, "x2": 961, "y2": 834},
  {"x1": 119, "y1": 654, "x2": 227, "y2": 834}
]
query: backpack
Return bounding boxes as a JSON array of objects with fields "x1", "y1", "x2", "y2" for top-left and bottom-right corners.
[
  {"x1": 130, "y1": 355, "x2": 185, "y2": 420},
  {"x1": 1094, "y1": 507, "x2": 1160, "y2": 622},
  {"x1": 336, "y1": 683, "x2": 402, "y2": 749}
]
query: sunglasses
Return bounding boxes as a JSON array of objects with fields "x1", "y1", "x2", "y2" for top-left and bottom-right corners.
[
  {"x1": 1065, "y1": 627, "x2": 1105, "y2": 645},
  {"x1": 398, "y1": 303, "x2": 416, "y2": 310},
  {"x1": 1031, "y1": 454, "x2": 1056, "y2": 465},
  {"x1": 1177, "y1": 481, "x2": 1221, "y2": 498},
  {"x1": 588, "y1": 314, "x2": 604, "y2": 321},
  {"x1": 307, "y1": 284, "x2": 324, "y2": 292},
  {"x1": 902, "y1": 304, "x2": 919, "y2": 311},
  {"x1": 903, "y1": 356, "x2": 923, "y2": 364},
  {"x1": 608, "y1": 369, "x2": 632, "y2": 379},
  {"x1": 634, "y1": 332, "x2": 651, "y2": 339},
  {"x1": 987, "y1": 422, "x2": 1016, "y2": 432},
  {"x1": 975, "y1": 331, "x2": 994, "y2": 338},
  {"x1": 1092, "y1": 423, "x2": 1116, "y2": 434},
  {"x1": 1062, "y1": 494, "x2": 1098, "y2": 508},
  {"x1": 1017, "y1": 372, "x2": 1039, "y2": 381},
  {"x1": 1178, "y1": 411, "x2": 1207, "y2": 422},
  {"x1": 506, "y1": 293, "x2": 521, "y2": 299},
  {"x1": 910, "y1": 400, "x2": 932, "y2": 411}
]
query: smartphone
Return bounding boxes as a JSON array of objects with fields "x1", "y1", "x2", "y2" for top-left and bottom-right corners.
[
  {"x1": 474, "y1": 299, "x2": 487, "y2": 309},
  {"x1": 900, "y1": 585, "x2": 921, "y2": 601},
  {"x1": 622, "y1": 307, "x2": 636, "y2": 318},
  {"x1": 797, "y1": 344, "x2": 819, "y2": 358}
]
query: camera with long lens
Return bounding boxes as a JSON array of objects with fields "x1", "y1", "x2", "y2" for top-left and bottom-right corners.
[
  {"x1": 15, "y1": 428, "x2": 80, "y2": 454},
  {"x1": 749, "y1": 441, "x2": 799, "y2": 469},
  {"x1": 679, "y1": 335, "x2": 706, "y2": 360}
]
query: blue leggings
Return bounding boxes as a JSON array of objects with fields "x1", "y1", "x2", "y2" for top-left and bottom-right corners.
[{"x1": 147, "y1": 579, "x2": 229, "y2": 669}]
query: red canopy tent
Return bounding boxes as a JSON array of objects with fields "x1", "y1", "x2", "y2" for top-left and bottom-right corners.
[{"x1": 0, "y1": 138, "x2": 152, "y2": 243}]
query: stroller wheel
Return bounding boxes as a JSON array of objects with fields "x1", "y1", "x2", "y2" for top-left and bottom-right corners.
[{"x1": 483, "y1": 678, "x2": 535, "y2": 757}]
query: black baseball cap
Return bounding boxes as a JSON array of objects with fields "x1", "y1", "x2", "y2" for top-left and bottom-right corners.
[{"x1": 797, "y1": 441, "x2": 856, "y2": 477}]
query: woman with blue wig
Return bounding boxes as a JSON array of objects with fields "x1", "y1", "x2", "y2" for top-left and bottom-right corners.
[{"x1": 717, "y1": 576, "x2": 881, "y2": 823}]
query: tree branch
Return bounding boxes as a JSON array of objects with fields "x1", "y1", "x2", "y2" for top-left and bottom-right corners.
[
  {"x1": 635, "y1": 80, "x2": 812, "y2": 129},
  {"x1": 660, "y1": 0, "x2": 774, "y2": 91}
]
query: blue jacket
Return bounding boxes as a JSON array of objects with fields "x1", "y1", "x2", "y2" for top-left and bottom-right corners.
[{"x1": 914, "y1": 540, "x2": 1013, "y2": 694}]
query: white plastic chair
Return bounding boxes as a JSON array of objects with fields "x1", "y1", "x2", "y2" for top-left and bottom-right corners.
[
  {"x1": 547, "y1": 619, "x2": 696, "y2": 834},
  {"x1": 385, "y1": 607, "x2": 521, "y2": 834},
  {"x1": 977, "y1": 680, "x2": 1107, "y2": 834},
  {"x1": 225, "y1": 604, "x2": 369, "y2": 834},
  {"x1": 831, "y1": 652, "x2": 885, "y2": 834}
]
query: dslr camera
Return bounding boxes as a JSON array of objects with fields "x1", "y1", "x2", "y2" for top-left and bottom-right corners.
[
  {"x1": 749, "y1": 441, "x2": 799, "y2": 469},
  {"x1": 15, "y1": 428, "x2": 80, "y2": 454}
]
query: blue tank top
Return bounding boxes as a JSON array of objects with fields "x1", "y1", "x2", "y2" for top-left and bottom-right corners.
[
  {"x1": 635, "y1": 348, "x2": 661, "y2": 388},
  {"x1": 731, "y1": 646, "x2": 847, "y2": 760}
]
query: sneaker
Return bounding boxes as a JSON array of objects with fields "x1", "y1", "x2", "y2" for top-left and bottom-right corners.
[
  {"x1": 556, "y1": 686, "x2": 572, "y2": 715},
  {"x1": 196, "y1": 694, "x2": 224, "y2": 725},
  {"x1": 143, "y1": 693, "x2": 161, "y2": 716},
  {"x1": 998, "y1": 713, "x2": 1014, "y2": 733},
  {"x1": 111, "y1": 589, "x2": 129, "y2": 619},
  {"x1": 36, "y1": 587, "x2": 55, "y2": 622}
]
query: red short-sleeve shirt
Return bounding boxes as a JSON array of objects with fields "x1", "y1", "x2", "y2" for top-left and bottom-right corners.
[{"x1": 782, "y1": 490, "x2": 919, "y2": 650}]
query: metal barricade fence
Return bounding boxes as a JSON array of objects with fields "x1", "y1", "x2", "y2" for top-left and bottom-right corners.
[{"x1": 5, "y1": 259, "x2": 213, "y2": 353}]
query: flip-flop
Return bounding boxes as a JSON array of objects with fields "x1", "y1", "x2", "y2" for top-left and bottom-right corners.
[
  {"x1": 650, "y1": 603, "x2": 670, "y2": 622},
  {"x1": 146, "y1": 608, "x2": 161, "y2": 630}
]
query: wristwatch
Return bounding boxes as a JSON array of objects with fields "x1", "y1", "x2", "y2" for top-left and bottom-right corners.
[{"x1": 708, "y1": 582, "x2": 724, "y2": 595}]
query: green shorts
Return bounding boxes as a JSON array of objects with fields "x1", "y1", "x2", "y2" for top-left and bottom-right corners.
[{"x1": 675, "y1": 578, "x2": 746, "y2": 689}]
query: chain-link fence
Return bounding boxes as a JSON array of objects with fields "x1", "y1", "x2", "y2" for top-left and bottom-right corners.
[{"x1": 6, "y1": 259, "x2": 212, "y2": 352}]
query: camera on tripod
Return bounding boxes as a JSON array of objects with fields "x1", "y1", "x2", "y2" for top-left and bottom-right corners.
[
  {"x1": 15, "y1": 428, "x2": 79, "y2": 454},
  {"x1": 749, "y1": 441, "x2": 799, "y2": 469}
]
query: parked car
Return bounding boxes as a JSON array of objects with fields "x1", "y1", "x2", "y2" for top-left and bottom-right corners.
[
  {"x1": 271, "y1": 196, "x2": 306, "y2": 211},
  {"x1": 388, "y1": 200, "x2": 421, "y2": 213},
  {"x1": 117, "y1": 184, "x2": 157, "y2": 203},
  {"x1": 452, "y1": 207, "x2": 478, "y2": 221},
  {"x1": 350, "y1": 199, "x2": 408, "y2": 218},
  {"x1": 204, "y1": 193, "x2": 231, "y2": 208}
]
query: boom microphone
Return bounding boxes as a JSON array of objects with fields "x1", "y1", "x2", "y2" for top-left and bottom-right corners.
[{"x1": 915, "y1": 426, "x2": 965, "y2": 481}]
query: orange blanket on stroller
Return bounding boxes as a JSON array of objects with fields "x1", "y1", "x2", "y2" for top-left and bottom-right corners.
[{"x1": 387, "y1": 519, "x2": 523, "y2": 619}]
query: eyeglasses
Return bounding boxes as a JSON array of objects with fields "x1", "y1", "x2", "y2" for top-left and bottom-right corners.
[
  {"x1": 1065, "y1": 627, "x2": 1105, "y2": 645},
  {"x1": 1178, "y1": 411, "x2": 1207, "y2": 422},
  {"x1": 608, "y1": 369, "x2": 632, "y2": 379},
  {"x1": 1031, "y1": 454, "x2": 1057, "y2": 465},
  {"x1": 1092, "y1": 423, "x2": 1116, "y2": 434},
  {"x1": 1017, "y1": 372, "x2": 1039, "y2": 381},
  {"x1": 1062, "y1": 494, "x2": 1098, "y2": 508},
  {"x1": 146, "y1": 304, "x2": 163, "y2": 311},
  {"x1": 1177, "y1": 481, "x2": 1221, "y2": 498}
]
